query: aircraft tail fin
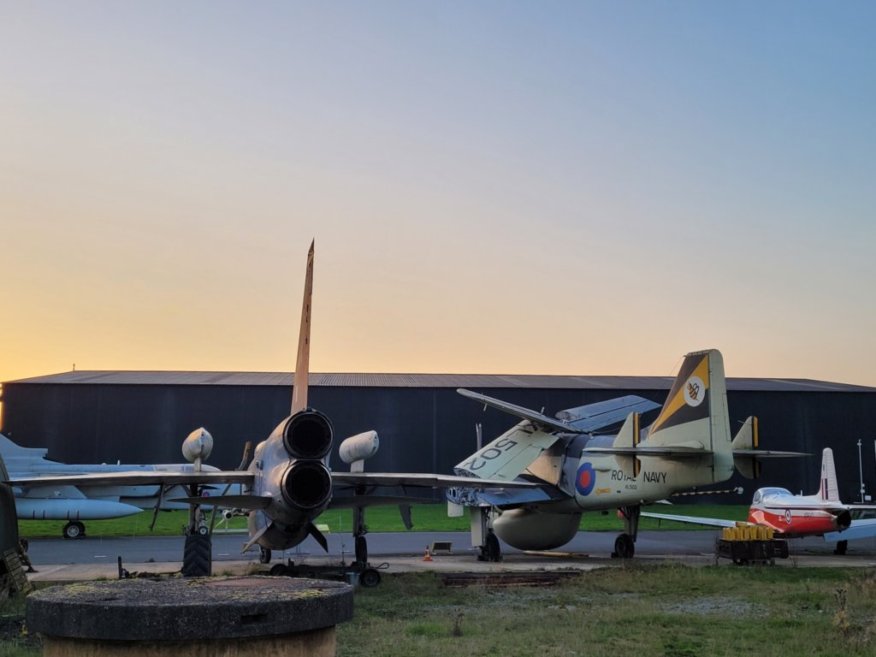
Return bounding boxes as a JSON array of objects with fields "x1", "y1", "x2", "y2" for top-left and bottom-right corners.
[
  {"x1": 290, "y1": 240, "x2": 315, "y2": 415},
  {"x1": 613, "y1": 412, "x2": 641, "y2": 477},
  {"x1": 730, "y1": 417, "x2": 808, "y2": 478},
  {"x1": 818, "y1": 448, "x2": 840, "y2": 502},
  {"x1": 645, "y1": 349, "x2": 733, "y2": 482},
  {"x1": 732, "y1": 417, "x2": 761, "y2": 479}
]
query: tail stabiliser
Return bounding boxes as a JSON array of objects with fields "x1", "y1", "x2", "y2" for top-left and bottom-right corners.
[
  {"x1": 732, "y1": 417, "x2": 761, "y2": 479},
  {"x1": 730, "y1": 416, "x2": 808, "y2": 477},
  {"x1": 613, "y1": 412, "x2": 641, "y2": 477},
  {"x1": 818, "y1": 448, "x2": 840, "y2": 503},
  {"x1": 291, "y1": 240, "x2": 315, "y2": 416},
  {"x1": 644, "y1": 349, "x2": 733, "y2": 482}
]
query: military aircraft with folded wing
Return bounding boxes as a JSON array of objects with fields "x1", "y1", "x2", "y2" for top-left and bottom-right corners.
[{"x1": 447, "y1": 350, "x2": 802, "y2": 559}]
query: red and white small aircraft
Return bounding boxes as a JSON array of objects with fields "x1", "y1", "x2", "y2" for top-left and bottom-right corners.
[{"x1": 644, "y1": 447, "x2": 876, "y2": 554}]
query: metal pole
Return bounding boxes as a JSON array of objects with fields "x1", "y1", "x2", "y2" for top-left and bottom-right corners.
[{"x1": 858, "y1": 439, "x2": 865, "y2": 503}]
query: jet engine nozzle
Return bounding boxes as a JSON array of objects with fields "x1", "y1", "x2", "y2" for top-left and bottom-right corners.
[
  {"x1": 280, "y1": 461, "x2": 332, "y2": 511},
  {"x1": 182, "y1": 428, "x2": 213, "y2": 464},
  {"x1": 835, "y1": 510, "x2": 852, "y2": 531},
  {"x1": 282, "y1": 409, "x2": 333, "y2": 460}
]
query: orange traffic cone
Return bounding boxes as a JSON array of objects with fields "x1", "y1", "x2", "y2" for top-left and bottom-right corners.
[{"x1": 423, "y1": 546, "x2": 433, "y2": 562}]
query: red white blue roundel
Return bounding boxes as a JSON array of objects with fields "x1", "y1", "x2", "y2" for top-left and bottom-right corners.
[{"x1": 576, "y1": 462, "x2": 596, "y2": 496}]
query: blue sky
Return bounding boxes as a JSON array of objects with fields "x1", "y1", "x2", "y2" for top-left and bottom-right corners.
[{"x1": 2, "y1": 2, "x2": 875, "y2": 384}]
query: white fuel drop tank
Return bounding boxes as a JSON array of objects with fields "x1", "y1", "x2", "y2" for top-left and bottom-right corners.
[
  {"x1": 338, "y1": 431, "x2": 379, "y2": 465},
  {"x1": 181, "y1": 428, "x2": 213, "y2": 464}
]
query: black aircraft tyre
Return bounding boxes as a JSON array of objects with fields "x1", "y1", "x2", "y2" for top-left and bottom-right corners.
[
  {"x1": 614, "y1": 533, "x2": 635, "y2": 559},
  {"x1": 360, "y1": 568, "x2": 381, "y2": 588},
  {"x1": 181, "y1": 534, "x2": 212, "y2": 577},
  {"x1": 259, "y1": 547, "x2": 272, "y2": 564},
  {"x1": 269, "y1": 564, "x2": 291, "y2": 577},
  {"x1": 834, "y1": 540, "x2": 848, "y2": 556},
  {"x1": 63, "y1": 521, "x2": 85, "y2": 540},
  {"x1": 355, "y1": 535, "x2": 368, "y2": 565}
]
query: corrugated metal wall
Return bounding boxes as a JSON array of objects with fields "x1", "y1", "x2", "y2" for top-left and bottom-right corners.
[{"x1": 2, "y1": 382, "x2": 876, "y2": 503}]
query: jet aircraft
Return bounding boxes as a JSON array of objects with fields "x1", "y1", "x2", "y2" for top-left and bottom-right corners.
[
  {"x1": 0, "y1": 431, "x2": 221, "y2": 539},
  {"x1": 447, "y1": 349, "x2": 800, "y2": 559},
  {"x1": 3, "y1": 242, "x2": 531, "y2": 575},
  {"x1": 643, "y1": 446, "x2": 876, "y2": 554}
]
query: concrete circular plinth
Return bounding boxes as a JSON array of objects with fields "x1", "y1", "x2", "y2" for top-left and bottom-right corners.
[{"x1": 27, "y1": 576, "x2": 353, "y2": 656}]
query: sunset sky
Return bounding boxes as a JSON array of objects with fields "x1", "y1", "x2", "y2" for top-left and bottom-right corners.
[{"x1": 2, "y1": 2, "x2": 875, "y2": 387}]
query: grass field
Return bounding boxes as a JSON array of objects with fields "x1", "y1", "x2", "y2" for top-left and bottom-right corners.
[
  {"x1": 337, "y1": 566, "x2": 876, "y2": 657},
  {"x1": 17, "y1": 504, "x2": 749, "y2": 539},
  {"x1": 3, "y1": 565, "x2": 871, "y2": 656}
]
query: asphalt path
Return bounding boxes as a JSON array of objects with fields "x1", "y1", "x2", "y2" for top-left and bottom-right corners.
[{"x1": 25, "y1": 529, "x2": 876, "y2": 566}]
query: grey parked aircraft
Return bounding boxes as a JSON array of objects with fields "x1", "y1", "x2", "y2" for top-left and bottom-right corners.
[{"x1": 3, "y1": 242, "x2": 531, "y2": 575}]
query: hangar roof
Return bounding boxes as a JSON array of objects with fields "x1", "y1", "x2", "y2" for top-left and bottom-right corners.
[{"x1": 6, "y1": 370, "x2": 875, "y2": 393}]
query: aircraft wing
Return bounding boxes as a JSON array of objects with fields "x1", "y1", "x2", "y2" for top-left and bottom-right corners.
[
  {"x1": 824, "y1": 518, "x2": 876, "y2": 542},
  {"x1": 457, "y1": 389, "x2": 587, "y2": 434},
  {"x1": 642, "y1": 511, "x2": 738, "y2": 529},
  {"x1": 332, "y1": 472, "x2": 537, "y2": 489},
  {"x1": 458, "y1": 389, "x2": 659, "y2": 434},
  {"x1": 7, "y1": 471, "x2": 254, "y2": 488},
  {"x1": 556, "y1": 395, "x2": 661, "y2": 431}
]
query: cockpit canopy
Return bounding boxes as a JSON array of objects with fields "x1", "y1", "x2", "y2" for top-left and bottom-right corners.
[{"x1": 753, "y1": 487, "x2": 792, "y2": 504}]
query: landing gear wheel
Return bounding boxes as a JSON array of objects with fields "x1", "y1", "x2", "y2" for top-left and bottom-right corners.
[
  {"x1": 259, "y1": 547, "x2": 272, "y2": 564},
  {"x1": 360, "y1": 568, "x2": 381, "y2": 588},
  {"x1": 483, "y1": 530, "x2": 502, "y2": 562},
  {"x1": 269, "y1": 564, "x2": 290, "y2": 577},
  {"x1": 834, "y1": 540, "x2": 848, "y2": 556},
  {"x1": 613, "y1": 533, "x2": 635, "y2": 559},
  {"x1": 355, "y1": 535, "x2": 368, "y2": 566},
  {"x1": 63, "y1": 521, "x2": 85, "y2": 540},
  {"x1": 181, "y1": 534, "x2": 212, "y2": 577},
  {"x1": 197, "y1": 525, "x2": 209, "y2": 537}
]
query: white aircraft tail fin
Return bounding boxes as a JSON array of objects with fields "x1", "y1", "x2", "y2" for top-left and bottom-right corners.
[
  {"x1": 290, "y1": 240, "x2": 315, "y2": 415},
  {"x1": 646, "y1": 349, "x2": 733, "y2": 482},
  {"x1": 818, "y1": 448, "x2": 840, "y2": 503}
]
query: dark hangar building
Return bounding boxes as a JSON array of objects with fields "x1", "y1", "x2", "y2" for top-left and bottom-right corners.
[{"x1": 2, "y1": 371, "x2": 876, "y2": 502}]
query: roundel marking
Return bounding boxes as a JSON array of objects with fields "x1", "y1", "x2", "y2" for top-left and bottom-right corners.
[
  {"x1": 576, "y1": 462, "x2": 596, "y2": 496},
  {"x1": 683, "y1": 375, "x2": 706, "y2": 407},
  {"x1": 784, "y1": 509, "x2": 792, "y2": 524}
]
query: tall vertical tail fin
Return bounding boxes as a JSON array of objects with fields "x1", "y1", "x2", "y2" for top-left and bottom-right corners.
[
  {"x1": 290, "y1": 240, "x2": 315, "y2": 415},
  {"x1": 646, "y1": 349, "x2": 733, "y2": 481},
  {"x1": 818, "y1": 448, "x2": 840, "y2": 502}
]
